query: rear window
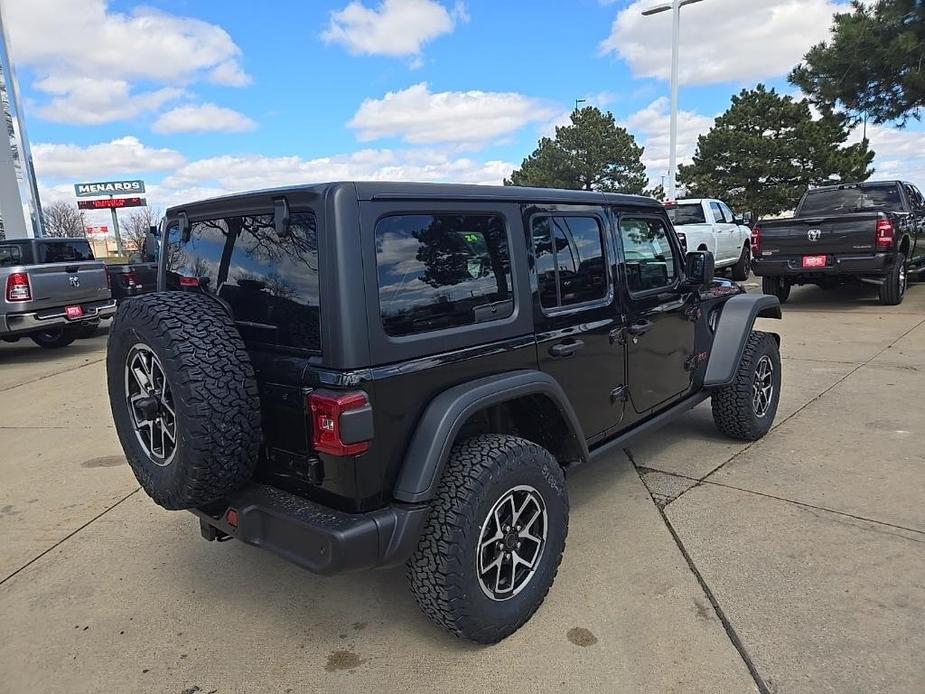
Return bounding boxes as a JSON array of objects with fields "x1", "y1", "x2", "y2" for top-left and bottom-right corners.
[
  {"x1": 0, "y1": 245, "x2": 22, "y2": 267},
  {"x1": 166, "y1": 211, "x2": 321, "y2": 352},
  {"x1": 39, "y1": 240, "x2": 94, "y2": 263},
  {"x1": 665, "y1": 203, "x2": 706, "y2": 225},
  {"x1": 375, "y1": 213, "x2": 513, "y2": 337},
  {"x1": 798, "y1": 184, "x2": 903, "y2": 216}
]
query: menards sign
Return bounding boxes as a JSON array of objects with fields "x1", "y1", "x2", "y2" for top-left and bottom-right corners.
[{"x1": 74, "y1": 179, "x2": 145, "y2": 198}]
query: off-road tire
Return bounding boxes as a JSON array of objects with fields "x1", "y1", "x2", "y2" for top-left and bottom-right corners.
[
  {"x1": 30, "y1": 326, "x2": 78, "y2": 349},
  {"x1": 407, "y1": 434, "x2": 568, "y2": 644},
  {"x1": 107, "y1": 291, "x2": 262, "y2": 510},
  {"x1": 712, "y1": 330, "x2": 781, "y2": 441},
  {"x1": 878, "y1": 253, "x2": 906, "y2": 306},
  {"x1": 74, "y1": 320, "x2": 100, "y2": 339},
  {"x1": 731, "y1": 243, "x2": 751, "y2": 282},
  {"x1": 762, "y1": 276, "x2": 790, "y2": 304}
]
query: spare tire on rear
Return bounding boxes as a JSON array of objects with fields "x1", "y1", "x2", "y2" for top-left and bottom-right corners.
[{"x1": 107, "y1": 291, "x2": 262, "y2": 510}]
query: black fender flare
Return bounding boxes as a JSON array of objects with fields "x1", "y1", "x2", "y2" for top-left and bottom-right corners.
[
  {"x1": 703, "y1": 293, "x2": 782, "y2": 387},
  {"x1": 392, "y1": 370, "x2": 588, "y2": 504}
]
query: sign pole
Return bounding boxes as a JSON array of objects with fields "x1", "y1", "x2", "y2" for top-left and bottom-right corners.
[{"x1": 109, "y1": 195, "x2": 124, "y2": 256}]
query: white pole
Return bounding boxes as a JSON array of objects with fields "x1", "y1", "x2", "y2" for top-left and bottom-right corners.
[{"x1": 668, "y1": 0, "x2": 681, "y2": 201}]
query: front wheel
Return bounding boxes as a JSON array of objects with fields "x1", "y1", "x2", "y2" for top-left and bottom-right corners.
[
  {"x1": 731, "y1": 243, "x2": 751, "y2": 282},
  {"x1": 407, "y1": 435, "x2": 568, "y2": 643},
  {"x1": 712, "y1": 331, "x2": 781, "y2": 441},
  {"x1": 762, "y1": 276, "x2": 790, "y2": 304},
  {"x1": 878, "y1": 254, "x2": 907, "y2": 306},
  {"x1": 30, "y1": 326, "x2": 78, "y2": 349}
]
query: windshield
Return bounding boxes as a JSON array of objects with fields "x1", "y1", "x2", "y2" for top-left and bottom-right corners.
[
  {"x1": 798, "y1": 185, "x2": 902, "y2": 216},
  {"x1": 665, "y1": 203, "x2": 706, "y2": 225}
]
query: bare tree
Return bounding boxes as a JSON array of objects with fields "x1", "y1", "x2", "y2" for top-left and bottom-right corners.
[
  {"x1": 42, "y1": 200, "x2": 86, "y2": 238},
  {"x1": 122, "y1": 207, "x2": 162, "y2": 254}
]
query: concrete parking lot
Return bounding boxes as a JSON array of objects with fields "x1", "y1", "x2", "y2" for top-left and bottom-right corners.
[{"x1": 2, "y1": 281, "x2": 923, "y2": 693}]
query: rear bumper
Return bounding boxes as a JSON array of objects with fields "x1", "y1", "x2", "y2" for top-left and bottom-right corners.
[
  {"x1": 752, "y1": 253, "x2": 894, "y2": 279},
  {"x1": 1, "y1": 298, "x2": 116, "y2": 336},
  {"x1": 192, "y1": 484, "x2": 430, "y2": 575}
]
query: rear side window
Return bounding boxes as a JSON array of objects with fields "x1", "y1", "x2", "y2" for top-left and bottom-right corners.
[
  {"x1": 40, "y1": 241, "x2": 94, "y2": 263},
  {"x1": 0, "y1": 245, "x2": 21, "y2": 267},
  {"x1": 619, "y1": 217, "x2": 678, "y2": 293},
  {"x1": 375, "y1": 213, "x2": 513, "y2": 337},
  {"x1": 166, "y1": 211, "x2": 321, "y2": 352},
  {"x1": 531, "y1": 215, "x2": 607, "y2": 309}
]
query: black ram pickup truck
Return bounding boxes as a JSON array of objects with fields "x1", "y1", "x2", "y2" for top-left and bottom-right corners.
[
  {"x1": 752, "y1": 180, "x2": 925, "y2": 305},
  {"x1": 106, "y1": 182, "x2": 782, "y2": 643}
]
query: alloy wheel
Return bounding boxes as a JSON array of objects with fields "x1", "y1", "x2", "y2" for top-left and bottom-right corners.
[
  {"x1": 125, "y1": 344, "x2": 177, "y2": 466},
  {"x1": 752, "y1": 354, "x2": 775, "y2": 418}
]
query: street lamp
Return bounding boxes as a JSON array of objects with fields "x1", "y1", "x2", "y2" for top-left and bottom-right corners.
[{"x1": 641, "y1": 0, "x2": 706, "y2": 201}]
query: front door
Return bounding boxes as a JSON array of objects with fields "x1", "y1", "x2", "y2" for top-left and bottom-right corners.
[
  {"x1": 616, "y1": 213, "x2": 695, "y2": 415},
  {"x1": 530, "y1": 207, "x2": 627, "y2": 442}
]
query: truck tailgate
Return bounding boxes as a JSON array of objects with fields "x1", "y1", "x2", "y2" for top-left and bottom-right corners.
[
  {"x1": 759, "y1": 212, "x2": 878, "y2": 257},
  {"x1": 26, "y1": 261, "x2": 111, "y2": 310}
]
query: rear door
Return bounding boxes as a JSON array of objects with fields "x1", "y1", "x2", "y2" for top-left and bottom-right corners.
[
  {"x1": 28, "y1": 240, "x2": 110, "y2": 308},
  {"x1": 616, "y1": 213, "x2": 694, "y2": 415},
  {"x1": 529, "y1": 206, "x2": 627, "y2": 441}
]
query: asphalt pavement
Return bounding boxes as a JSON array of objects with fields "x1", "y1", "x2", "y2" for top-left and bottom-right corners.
[{"x1": 1, "y1": 279, "x2": 923, "y2": 693}]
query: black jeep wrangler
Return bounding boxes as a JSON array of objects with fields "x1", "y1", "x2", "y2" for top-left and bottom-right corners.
[{"x1": 107, "y1": 182, "x2": 782, "y2": 643}]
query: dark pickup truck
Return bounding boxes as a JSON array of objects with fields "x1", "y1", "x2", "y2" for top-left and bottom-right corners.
[{"x1": 752, "y1": 181, "x2": 925, "y2": 305}]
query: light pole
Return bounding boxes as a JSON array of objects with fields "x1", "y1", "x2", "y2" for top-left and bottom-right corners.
[{"x1": 641, "y1": 0, "x2": 705, "y2": 201}]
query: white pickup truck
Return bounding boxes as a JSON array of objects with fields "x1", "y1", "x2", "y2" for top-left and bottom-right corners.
[{"x1": 665, "y1": 199, "x2": 753, "y2": 281}]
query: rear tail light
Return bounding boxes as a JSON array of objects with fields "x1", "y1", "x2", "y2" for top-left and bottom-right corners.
[
  {"x1": 104, "y1": 266, "x2": 111, "y2": 290},
  {"x1": 6, "y1": 272, "x2": 31, "y2": 302},
  {"x1": 677, "y1": 231, "x2": 687, "y2": 254},
  {"x1": 119, "y1": 271, "x2": 138, "y2": 288},
  {"x1": 875, "y1": 218, "x2": 894, "y2": 251},
  {"x1": 751, "y1": 226, "x2": 761, "y2": 256},
  {"x1": 308, "y1": 390, "x2": 372, "y2": 456},
  {"x1": 178, "y1": 276, "x2": 200, "y2": 287}
]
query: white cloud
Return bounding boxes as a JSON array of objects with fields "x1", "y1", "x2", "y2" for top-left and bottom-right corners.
[
  {"x1": 623, "y1": 97, "x2": 716, "y2": 176},
  {"x1": 601, "y1": 0, "x2": 845, "y2": 85},
  {"x1": 5, "y1": 0, "x2": 250, "y2": 124},
  {"x1": 852, "y1": 124, "x2": 925, "y2": 183},
  {"x1": 348, "y1": 82, "x2": 557, "y2": 147},
  {"x1": 322, "y1": 0, "x2": 467, "y2": 59},
  {"x1": 152, "y1": 104, "x2": 257, "y2": 135},
  {"x1": 160, "y1": 149, "x2": 513, "y2": 200},
  {"x1": 32, "y1": 137, "x2": 185, "y2": 179},
  {"x1": 33, "y1": 77, "x2": 183, "y2": 125}
]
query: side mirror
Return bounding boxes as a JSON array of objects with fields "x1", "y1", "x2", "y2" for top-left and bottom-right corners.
[
  {"x1": 738, "y1": 211, "x2": 754, "y2": 226},
  {"x1": 685, "y1": 250, "x2": 715, "y2": 288}
]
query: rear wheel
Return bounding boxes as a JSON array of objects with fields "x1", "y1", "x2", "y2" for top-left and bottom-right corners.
[
  {"x1": 107, "y1": 292, "x2": 262, "y2": 510},
  {"x1": 712, "y1": 331, "x2": 781, "y2": 441},
  {"x1": 878, "y1": 254, "x2": 907, "y2": 306},
  {"x1": 731, "y1": 243, "x2": 751, "y2": 281},
  {"x1": 407, "y1": 434, "x2": 568, "y2": 643},
  {"x1": 30, "y1": 326, "x2": 78, "y2": 349},
  {"x1": 761, "y1": 276, "x2": 790, "y2": 304}
]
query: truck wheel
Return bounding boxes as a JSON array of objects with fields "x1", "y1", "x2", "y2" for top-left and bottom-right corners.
[
  {"x1": 761, "y1": 276, "x2": 790, "y2": 304},
  {"x1": 731, "y1": 243, "x2": 751, "y2": 282},
  {"x1": 711, "y1": 331, "x2": 781, "y2": 441},
  {"x1": 30, "y1": 326, "x2": 78, "y2": 349},
  {"x1": 407, "y1": 434, "x2": 568, "y2": 644},
  {"x1": 107, "y1": 292, "x2": 262, "y2": 510},
  {"x1": 878, "y1": 254, "x2": 907, "y2": 306}
]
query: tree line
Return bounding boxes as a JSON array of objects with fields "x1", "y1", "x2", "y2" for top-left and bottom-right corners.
[
  {"x1": 41, "y1": 200, "x2": 161, "y2": 254},
  {"x1": 507, "y1": 0, "x2": 921, "y2": 219}
]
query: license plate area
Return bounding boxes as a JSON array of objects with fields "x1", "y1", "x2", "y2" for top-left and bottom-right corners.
[
  {"x1": 65, "y1": 305, "x2": 84, "y2": 319},
  {"x1": 801, "y1": 255, "x2": 827, "y2": 269}
]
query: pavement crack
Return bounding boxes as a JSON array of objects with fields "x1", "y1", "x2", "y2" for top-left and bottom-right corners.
[
  {"x1": 0, "y1": 355, "x2": 106, "y2": 393},
  {"x1": 0, "y1": 487, "x2": 140, "y2": 587},
  {"x1": 629, "y1": 457, "x2": 772, "y2": 694}
]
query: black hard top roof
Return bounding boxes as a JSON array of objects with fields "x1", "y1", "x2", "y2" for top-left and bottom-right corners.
[{"x1": 166, "y1": 181, "x2": 661, "y2": 218}]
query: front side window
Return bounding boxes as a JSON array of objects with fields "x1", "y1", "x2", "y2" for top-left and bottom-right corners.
[
  {"x1": 40, "y1": 241, "x2": 94, "y2": 263},
  {"x1": 0, "y1": 245, "x2": 22, "y2": 267},
  {"x1": 710, "y1": 202, "x2": 727, "y2": 223},
  {"x1": 375, "y1": 213, "x2": 513, "y2": 337},
  {"x1": 166, "y1": 211, "x2": 321, "y2": 351},
  {"x1": 531, "y1": 215, "x2": 607, "y2": 310},
  {"x1": 619, "y1": 217, "x2": 677, "y2": 294},
  {"x1": 720, "y1": 202, "x2": 735, "y2": 222}
]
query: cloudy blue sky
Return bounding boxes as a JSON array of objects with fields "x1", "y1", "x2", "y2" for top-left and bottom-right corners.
[{"x1": 6, "y1": 0, "x2": 925, "y2": 227}]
